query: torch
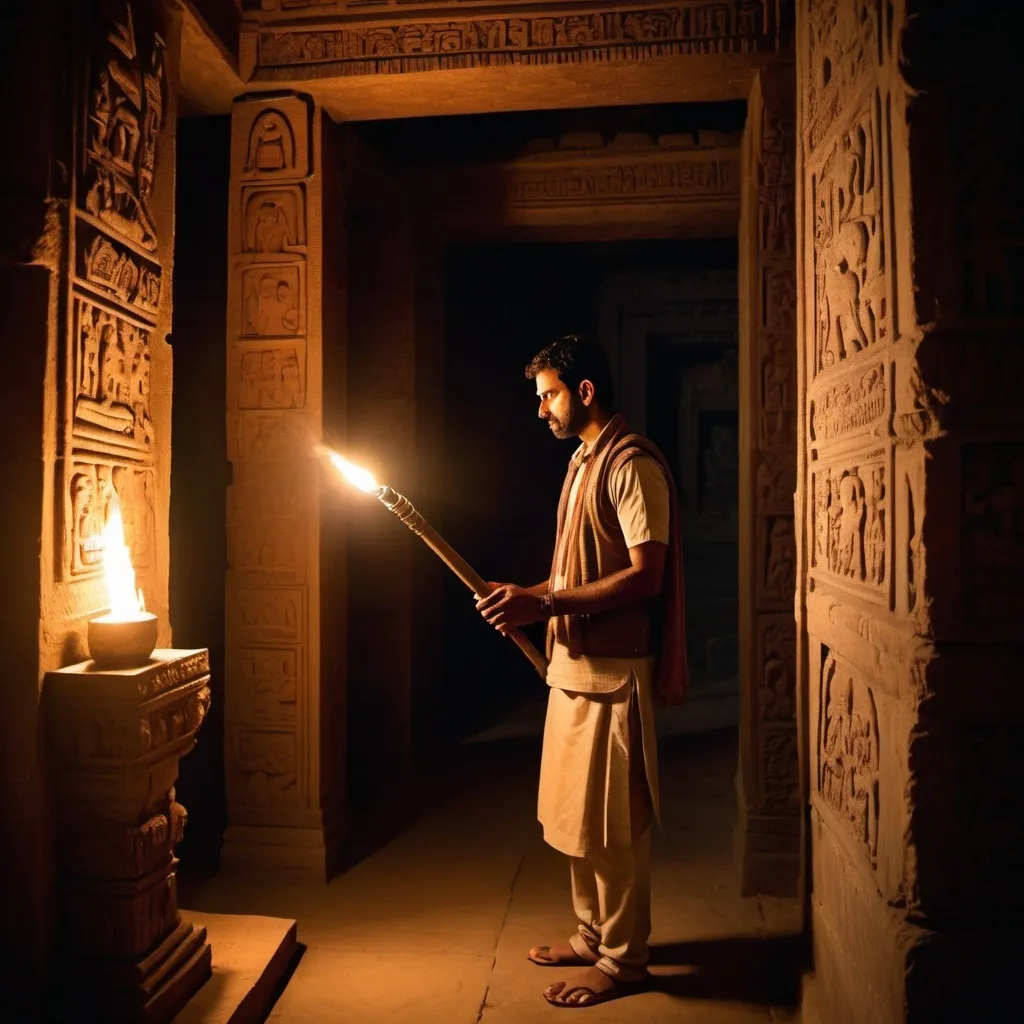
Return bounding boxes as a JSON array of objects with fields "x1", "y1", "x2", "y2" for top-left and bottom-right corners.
[{"x1": 320, "y1": 447, "x2": 548, "y2": 681}]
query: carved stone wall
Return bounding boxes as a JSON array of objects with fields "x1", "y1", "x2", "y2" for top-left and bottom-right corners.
[
  {"x1": 797, "y1": 1, "x2": 1021, "y2": 1021},
  {"x1": 224, "y1": 92, "x2": 348, "y2": 875},
  {"x1": 736, "y1": 67, "x2": 799, "y2": 896}
]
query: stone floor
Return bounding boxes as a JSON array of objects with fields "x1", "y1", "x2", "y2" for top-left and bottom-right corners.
[{"x1": 179, "y1": 723, "x2": 804, "y2": 1024}]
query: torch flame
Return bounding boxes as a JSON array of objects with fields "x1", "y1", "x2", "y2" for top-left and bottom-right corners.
[
  {"x1": 322, "y1": 448, "x2": 380, "y2": 494},
  {"x1": 101, "y1": 493, "x2": 146, "y2": 621}
]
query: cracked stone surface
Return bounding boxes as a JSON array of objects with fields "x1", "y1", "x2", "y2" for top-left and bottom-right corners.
[{"x1": 180, "y1": 727, "x2": 802, "y2": 1023}]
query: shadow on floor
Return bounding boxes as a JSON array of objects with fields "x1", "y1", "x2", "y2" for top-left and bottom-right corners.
[{"x1": 650, "y1": 934, "x2": 804, "y2": 1006}]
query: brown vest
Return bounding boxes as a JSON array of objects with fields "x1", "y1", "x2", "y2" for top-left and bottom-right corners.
[{"x1": 546, "y1": 415, "x2": 690, "y2": 706}]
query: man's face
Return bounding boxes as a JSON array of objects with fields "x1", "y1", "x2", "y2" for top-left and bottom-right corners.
[{"x1": 535, "y1": 368, "x2": 587, "y2": 440}]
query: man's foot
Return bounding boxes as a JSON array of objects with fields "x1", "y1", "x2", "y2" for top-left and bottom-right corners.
[
  {"x1": 543, "y1": 967, "x2": 650, "y2": 1007},
  {"x1": 527, "y1": 941, "x2": 597, "y2": 967}
]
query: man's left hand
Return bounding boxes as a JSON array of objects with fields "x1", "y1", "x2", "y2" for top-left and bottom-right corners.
[{"x1": 475, "y1": 585, "x2": 543, "y2": 633}]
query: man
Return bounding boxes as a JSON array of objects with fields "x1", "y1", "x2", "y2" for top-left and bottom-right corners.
[{"x1": 476, "y1": 335, "x2": 688, "y2": 1008}]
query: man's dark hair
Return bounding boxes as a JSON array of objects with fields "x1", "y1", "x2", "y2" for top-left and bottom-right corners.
[{"x1": 525, "y1": 335, "x2": 616, "y2": 411}]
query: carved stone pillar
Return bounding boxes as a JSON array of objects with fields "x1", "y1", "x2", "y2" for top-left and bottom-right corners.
[
  {"x1": 736, "y1": 66, "x2": 800, "y2": 897},
  {"x1": 223, "y1": 93, "x2": 348, "y2": 875},
  {"x1": 45, "y1": 650, "x2": 212, "y2": 1022}
]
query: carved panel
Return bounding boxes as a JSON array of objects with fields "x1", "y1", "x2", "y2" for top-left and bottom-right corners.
[
  {"x1": 73, "y1": 299, "x2": 154, "y2": 455},
  {"x1": 228, "y1": 518, "x2": 307, "y2": 584},
  {"x1": 82, "y1": 2, "x2": 166, "y2": 252},
  {"x1": 63, "y1": 460, "x2": 155, "y2": 582},
  {"x1": 241, "y1": 184, "x2": 307, "y2": 255},
  {"x1": 812, "y1": 95, "x2": 889, "y2": 377},
  {"x1": 255, "y1": 2, "x2": 781, "y2": 76},
  {"x1": 817, "y1": 649, "x2": 880, "y2": 865},
  {"x1": 811, "y1": 454, "x2": 889, "y2": 600},
  {"x1": 759, "y1": 332, "x2": 796, "y2": 456},
  {"x1": 760, "y1": 729, "x2": 800, "y2": 814},
  {"x1": 233, "y1": 97, "x2": 311, "y2": 181},
  {"x1": 232, "y1": 587, "x2": 305, "y2": 644},
  {"x1": 962, "y1": 443, "x2": 1024, "y2": 624},
  {"x1": 805, "y1": 0, "x2": 882, "y2": 152},
  {"x1": 757, "y1": 615, "x2": 796, "y2": 724},
  {"x1": 230, "y1": 412, "x2": 303, "y2": 462},
  {"x1": 232, "y1": 647, "x2": 300, "y2": 725},
  {"x1": 810, "y1": 361, "x2": 886, "y2": 448},
  {"x1": 239, "y1": 263, "x2": 305, "y2": 337},
  {"x1": 230, "y1": 728, "x2": 299, "y2": 807},
  {"x1": 230, "y1": 342, "x2": 307, "y2": 410},
  {"x1": 758, "y1": 516, "x2": 796, "y2": 605},
  {"x1": 77, "y1": 222, "x2": 162, "y2": 320}
]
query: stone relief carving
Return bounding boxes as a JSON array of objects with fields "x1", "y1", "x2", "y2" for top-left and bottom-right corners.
[
  {"x1": 228, "y1": 464, "x2": 307, "y2": 519},
  {"x1": 758, "y1": 617, "x2": 797, "y2": 723},
  {"x1": 760, "y1": 333, "x2": 795, "y2": 453},
  {"x1": 83, "y1": 3, "x2": 165, "y2": 251},
  {"x1": 760, "y1": 730, "x2": 800, "y2": 814},
  {"x1": 80, "y1": 227, "x2": 162, "y2": 319},
  {"x1": 74, "y1": 300, "x2": 154, "y2": 452},
  {"x1": 229, "y1": 520, "x2": 306, "y2": 583},
  {"x1": 818, "y1": 650, "x2": 880, "y2": 864},
  {"x1": 810, "y1": 362, "x2": 885, "y2": 445},
  {"x1": 805, "y1": 0, "x2": 882, "y2": 152},
  {"x1": 236, "y1": 344, "x2": 305, "y2": 409},
  {"x1": 763, "y1": 266, "x2": 796, "y2": 329},
  {"x1": 812, "y1": 458, "x2": 887, "y2": 593},
  {"x1": 235, "y1": 588, "x2": 304, "y2": 644},
  {"x1": 256, "y1": 2, "x2": 780, "y2": 75},
  {"x1": 242, "y1": 185, "x2": 306, "y2": 254},
  {"x1": 962, "y1": 443, "x2": 1024, "y2": 624},
  {"x1": 237, "y1": 648, "x2": 299, "y2": 724},
  {"x1": 232, "y1": 729, "x2": 299, "y2": 807},
  {"x1": 760, "y1": 516, "x2": 796, "y2": 603},
  {"x1": 245, "y1": 110, "x2": 296, "y2": 176},
  {"x1": 241, "y1": 264, "x2": 303, "y2": 337},
  {"x1": 233, "y1": 412, "x2": 300, "y2": 461},
  {"x1": 813, "y1": 99, "x2": 888, "y2": 376},
  {"x1": 65, "y1": 461, "x2": 155, "y2": 579}
]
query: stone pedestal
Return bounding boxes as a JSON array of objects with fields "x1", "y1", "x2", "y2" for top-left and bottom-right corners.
[{"x1": 45, "y1": 649, "x2": 213, "y2": 1023}]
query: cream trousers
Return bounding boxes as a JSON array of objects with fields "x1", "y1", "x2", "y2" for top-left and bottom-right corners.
[{"x1": 567, "y1": 830, "x2": 651, "y2": 982}]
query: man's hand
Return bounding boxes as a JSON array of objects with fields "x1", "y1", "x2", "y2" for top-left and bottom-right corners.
[{"x1": 475, "y1": 584, "x2": 544, "y2": 634}]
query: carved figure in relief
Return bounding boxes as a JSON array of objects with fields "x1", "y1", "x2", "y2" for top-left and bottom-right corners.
[
  {"x1": 243, "y1": 650, "x2": 298, "y2": 723},
  {"x1": 245, "y1": 111, "x2": 295, "y2": 174},
  {"x1": 84, "y1": 6, "x2": 164, "y2": 250},
  {"x1": 70, "y1": 471, "x2": 103, "y2": 572},
  {"x1": 758, "y1": 622, "x2": 795, "y2": 723},
  {"x1": 863, "y1": 467, "x2": 886, "y2": 587},
  {"x1": 253, "y1": 199, "x2": 302, "y2": 254},
  {"x1": 244, "y1": 271, "x2": 300, "y2": 336},
  {"x1": 764, "y1": 517, "x2": 795, "y2": 598},
  {"x1": 830, "y1": 473, "x2": 865, "y2": 579},
  {"x1": 240, "y1": 347, "x2": 303, "y2": 410}
]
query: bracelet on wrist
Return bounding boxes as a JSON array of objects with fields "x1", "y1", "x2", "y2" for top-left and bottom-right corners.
[{"x1": 539, "y1": 591, "x2": 556, "y2": 617}]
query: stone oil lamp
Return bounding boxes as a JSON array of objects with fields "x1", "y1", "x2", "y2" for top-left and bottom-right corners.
[
  {"x1": 319, "y1": 446, "x2": 548, "y2": 679},
  {"x1": 87, "y1": 493, "x2": 158, "y2": 668}
]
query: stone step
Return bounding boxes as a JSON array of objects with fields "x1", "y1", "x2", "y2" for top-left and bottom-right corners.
[{"x1": 171, "y1": 912, "x2": 298, "y2": 1024}]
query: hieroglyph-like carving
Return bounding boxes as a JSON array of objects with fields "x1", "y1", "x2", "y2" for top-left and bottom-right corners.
[
  {"x1": 256, "y1": 2, "x2": 779, "y2": 75},
  {"x1": 235, "y1": 648, "x2": 299, "y2": 725},
  {"x1": 812, "y1": 457, "x2": 887, "y2": 593},
  {"x1": 810, "y1": 362, "x2": 886, "y2": 445},
  {"x1": 813, "y1": 96, "x2": 889, "y2": 375},
  {"x1": 818, "y1": 650, "x2": 879, "y2": 864},
  {"x1": 79, "y1": 224, "x2": 162, "y2": 319},
  {"x1": 234, "y1": 587, "x2": 305, "y2": 644},
  {"x1": 74, "y1": 300, "x2": 154, "y2": 452},
  {"x1": 231, "y1": 729, "x2": 299, "y2": 807},
  {"x1": 237, "y1": 344, "x2": 305, "y2": 409},
  {"x1": 805, "y1": 0, "x2": 883, "y2": 153},
  {"x1": 83, "y1": 3, "x2": 166, "y2": 251},
  {"x1": 241, "y1": 264, "x2": 303, "y2": 336},
  {"x1": 242, "y1": 185, "x2": 306, "y2": 254}
]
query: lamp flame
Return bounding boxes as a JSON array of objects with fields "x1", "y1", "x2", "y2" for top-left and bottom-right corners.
[
  {"x1": 100, "y1": 493, "x2": 146, "y2": 621},
  {"x1": 322, "y1": 448, "x2": 380, "y2": 494}
]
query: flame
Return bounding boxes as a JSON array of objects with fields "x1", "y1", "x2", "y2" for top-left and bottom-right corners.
[
  {"x1": 321, "y1": 448, "x2": 380, "y2": 494},
  {"x1": 101, "y1": 493, "x2": 147, "y2": 621}
]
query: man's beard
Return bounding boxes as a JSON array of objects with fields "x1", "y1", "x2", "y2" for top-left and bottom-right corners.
[{"x1": 547, "y1": 395, "x2": 588, "y2": 440}]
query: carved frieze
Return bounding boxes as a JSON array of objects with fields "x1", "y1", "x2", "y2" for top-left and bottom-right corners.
[
  {"x1": 810, "y1": 361, "x2": 886, "y2": 448},
  {"x1": 82, "y1": 3, "x2": 166, "y2": 252},
  {"x1": 230, "y1": 728, "x2": 299, "y2": 808},
  {"x1": 73, "y1": 299, "x2": 154, "y2": 454},
  {"x1": 818, "y1": 649, "x2": 880, "y2": 865},
  {"x1": 962, "y1": 443, "x2": 1024, "y2": 624},
  {"x1": 78, "y1": 223, "x2": 162, "y2": 320},
  {"x1": 812, "y1": 95, "x2": 889, "y2": 377},
  {"x1": 254, "y1": 2, "x2": 781, "y2": 77},
  {"x1": 811, "y1": 454, "x2": 889, "y2": 599},
  {"x1": 805, "y1": 0, "x2": 882, "y2": 152}
]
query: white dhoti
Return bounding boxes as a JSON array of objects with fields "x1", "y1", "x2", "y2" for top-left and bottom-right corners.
[{"x1": 537, "y1": 659, "x2": 660, "y2": 981}]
